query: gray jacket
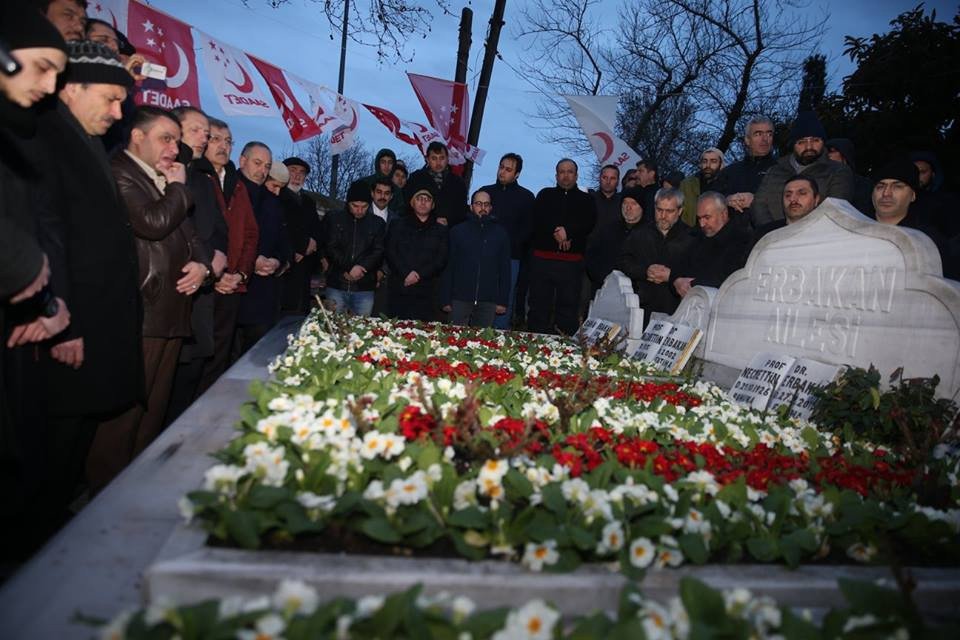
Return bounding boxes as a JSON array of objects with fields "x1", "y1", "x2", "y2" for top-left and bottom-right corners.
[{"x1": 751, "y1": 154, "x2": 854, "y2": 227}]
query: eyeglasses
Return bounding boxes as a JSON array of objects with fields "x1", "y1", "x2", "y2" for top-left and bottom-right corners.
[{"x1": 472, "y1": 201, "x2": 492, "y2": 208}]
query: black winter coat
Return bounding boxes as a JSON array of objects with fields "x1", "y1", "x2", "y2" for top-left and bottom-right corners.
[
  {"x1": 672, "y1": 222, "x2": 750, "y2": 289},
  {"x1": 238, "y1": 176, "x2": 292, "y2": 326},
  {"x1": 530, "y1": 185, "x2": 597, "y2": 255},
  {"x1": 440, "y1": 213, "x2": 511, "y2": 306},
  {"x1": 38, "y1": 102, "x2": 143, "y2": 417},
  {"x1": 324, "y1": 210, "x2": 386, "y2": 292},
  {"x1": 385, "y1": 214, "x2": 449, "y2": 294},
  {"x1": 585, "y1": 216, "x2": 641, "y2": 288},
  {"x1": 618, "y1": 223, "x2": 697, "y2": 316},
  {"x1": 479, "y1": 180, "x2": 534, "y2": 259}
]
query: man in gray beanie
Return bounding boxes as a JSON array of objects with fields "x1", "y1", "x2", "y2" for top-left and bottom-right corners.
[{"x1": 749, "y1": 111, "x2": 854, "y2": 228}]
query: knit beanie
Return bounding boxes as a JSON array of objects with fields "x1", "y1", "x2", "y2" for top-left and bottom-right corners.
[
  {"x1": 1, "y1": 1, "x2": 67, "y2": 53},
  {"x1": 789, "y1": 111, "x2": 827, "y2": 144},
  {"x1": 405, "y1": 171, "x2": 438, "y2": 202},
  {"x1": 874, "y1": 158, "x2": 920, "y2": 193},
  {"x1": 64, "y1": 40, "x2": 134, "y2": 88},
  {"x1": 346, "y1": 180, "x2": 372, "y2": 204},
  {"x1": 826, "y1": 138, "x2": 856, "y2": 168},
  {"x1": 620, "y1": 187, "x2": 646, "y2": 208}
]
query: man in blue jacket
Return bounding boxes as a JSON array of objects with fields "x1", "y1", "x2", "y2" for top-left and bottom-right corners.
[{"x1": 441, "y1": 190, "x2": 511, "y2": 328}]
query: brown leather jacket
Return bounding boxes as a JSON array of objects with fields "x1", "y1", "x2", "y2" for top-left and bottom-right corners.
[{"x1": 111, "y1": 151, "x2": 210, "y2": 338}]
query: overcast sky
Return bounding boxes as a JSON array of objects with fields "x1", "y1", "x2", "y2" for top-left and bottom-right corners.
[{"x1": 147, "y1": 0, "x2": 954, "y2": 193}]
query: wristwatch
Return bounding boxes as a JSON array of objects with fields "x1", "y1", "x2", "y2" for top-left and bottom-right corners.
[{"x1": 39, "y1": 288, "x2": 59, "y2": 318}]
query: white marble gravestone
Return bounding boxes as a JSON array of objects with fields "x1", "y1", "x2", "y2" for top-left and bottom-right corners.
[
  {"x1": 704, "y1": 198, "x2": 960, "y2": 398},
  {"x1": 587, "y1": 270, "x2": 644, "y2": 352},
  {"x1": 663, "y1": 285, "x2": 716, "y2": 359}
]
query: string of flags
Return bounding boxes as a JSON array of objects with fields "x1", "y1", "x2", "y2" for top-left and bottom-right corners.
[{"x1": 86, "y1": 0, "x2": 485, "y2": 165}]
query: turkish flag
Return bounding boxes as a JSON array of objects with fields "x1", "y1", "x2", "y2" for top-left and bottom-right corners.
[
  {"x1": 363, "y1": 103, "x2": 418, "y2": 146},
  {"x1": 196, "y1": 30, "x2": 276, "y2": 117},
  {"x1": 249, "y1": 57, "x2": 322, "y2": 141},
  {"x1": 127, "y1": 2, "x2": 199, "y2": 108},
  {"x1": 407, "y1": 72, "x2": 469, "y2": 143}
]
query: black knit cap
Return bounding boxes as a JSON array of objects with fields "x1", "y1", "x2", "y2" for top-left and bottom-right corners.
[
  {"x1": 1, "y1": 1, "x2": 68, "y2": 53},
  {"x1": 283, "y1": 156, "x2": 311, "y2": 173},
  {"x1": 789, "y1": 111, "x2": 827, "y2": 144},
  {"x1": 85, "y1": 17, "x2": 137, "y2": 57},
  {"x1": 65, "y1": 40, "x2": 134, "y2": 88},
  {"x1": 620, "y1": 186, "x2": 646, "y2": 207},
  {"x1": 874, "y1": 158, "x2": 920, "y2": 193},
  {"x1": 346, "y1": 180, "x2": 372, "y2": 204}
]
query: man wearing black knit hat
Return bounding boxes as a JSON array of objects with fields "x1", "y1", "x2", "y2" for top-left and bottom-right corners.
[
  {"x1": 872, "y1": 158, "x2": 957, "y2": 279},
  {"x1": 35, "y1": 41, "x2": 143, "y2": 502},
  {"x1": 322, "y1": 181, "x2": 385, "y2": 317},
  {"x1": 750, "y1": 111, "x2": 854, "y2": 228},
  {"x1": 279, "y1": 156, "x2": 322, "y2": 314}
]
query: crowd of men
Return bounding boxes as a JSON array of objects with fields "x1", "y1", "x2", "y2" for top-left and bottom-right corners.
[{"x1": 2, "y1": 0, "x2": 958, "y2": 558}]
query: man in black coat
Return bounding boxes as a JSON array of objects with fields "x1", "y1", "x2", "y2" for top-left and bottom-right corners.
[
  {"x1": 527, "y1": 158, "x2": 597, "y2": 335},
  {"x1": 479, "y1": 152, "x2": 534, "y2": 329},
  {"x1": 586, "y1": 186, "x2": 644, "y2": 295},
  {"x1": 405, "y1": 141, "x2": 469, "y2": 227},
  {"x1": 618, "y1": 188, "x2": 696, "y2": 321},
  {"x1": 37, "y1": 41, "x2": 143, "y2": 514},
  {"x1": 323, "y1": 180, "x2": 385, "y2": 316},
  {"x1": 280, "y1": 156, "x2": 322, "y2": 314},
  {"x1": 671, "y1": 192, "x2": 750, "y2": 297},
  {"x1": 713, "y1": 115, "x2": 778, "y2": 228},
  {"x1": 386, "y1": 174, "x2": 449, "y2": 321},
  {"x1": 165, "y1": 106, "x2": 229, "y2": 426}
]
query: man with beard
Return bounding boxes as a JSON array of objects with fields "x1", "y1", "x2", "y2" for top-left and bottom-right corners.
[
  {"x1": 714, "y1": 116, "x2": 778, "y2": 227},
  {"x1": 89, "y1": 106, "x2": 211, "y2": 492},
  {"x1": 586, "y1": 186, "x2": 645, "y2": 295},
  {"x1": 406, "y1": 142, "x2": 469, "y2": 227},
  {"x1": 618, "y1": 188, "x2": 696, "y2": 320},
  {"x1": 671, "y1": 192, "x2": 750, "y2": 297},
  {"x1": 527, "y1": 158, "x2": 597, "y2": 335},
  {"x1": 280, "y1": 156, "x2": 321, "y2": 314},
  {"x1": 35, "y1": 0, "x2": 86, "y2": 42},
  {"x1": 679, "y1": 148, "x2": 724, "y2": 227},
  {"x1": 750, "y1": 111, "x2": 853, "y2": 228},
  {"x1": 750, "y1": 175, "x2": 822, "y2": 252}
]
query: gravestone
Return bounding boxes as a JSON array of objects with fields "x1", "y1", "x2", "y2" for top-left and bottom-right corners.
[
  {"x1": 587, "y1": 270, "x2": 644, "y2": 352},
  {"x1": 704, "y1": 198, "x2": 960, "y2": 398}
]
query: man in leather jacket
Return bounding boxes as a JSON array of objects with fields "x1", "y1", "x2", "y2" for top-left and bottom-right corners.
[{"x1": 323, "y1": 180, "x2": 385, "y2": 316}]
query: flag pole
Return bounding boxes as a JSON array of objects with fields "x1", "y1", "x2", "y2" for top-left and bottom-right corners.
[
  {"x1": 463, "y1": 0, "x2": 506, "y2": 188},
  {"x1": 330, "y1": 0, "x2": 350, "y2": 199}
]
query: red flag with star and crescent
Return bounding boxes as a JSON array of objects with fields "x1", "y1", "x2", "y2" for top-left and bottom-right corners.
[
  {"x1": 86, "y1": 0, "x2": 129, "y2": 33},
  {"x1": 127, "y1": 2, "x2": 199, "y2": 108},
  {"x1": 248, "y1": 56, "x2": 322, "y2": 141},
  {"x1": 406, "y1": 72, "x2": 486, "y2": 167},
  {"x1": 196, "y1": 30, "x2": 276, "y2": 118}
]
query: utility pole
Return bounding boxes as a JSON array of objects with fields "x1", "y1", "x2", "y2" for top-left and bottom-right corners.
[
  {"x1": 330, "y1": 0, "x2": 350, "y2": 199},
  {"x1": 463, "y1": 0, "x2": 506, "y2": 188},
  {"x1": 455, "y1": 7, "x2": 472, "y2": 85}
]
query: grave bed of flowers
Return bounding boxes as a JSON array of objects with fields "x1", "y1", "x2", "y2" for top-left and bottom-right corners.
[
  {"x1": 100, "y1": 575, "x2": 959, "y2": 640},
  {"x1": 181, "y1": 312, "x2": 960, "y2": 577}
]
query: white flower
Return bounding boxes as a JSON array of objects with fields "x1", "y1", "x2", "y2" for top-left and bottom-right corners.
[
  {"x1": 203, "y1": 464, "x2": 246, "y2": 495},
  {"x1": 843, "y1": 613, "x2": 879, "y2": 632},
  {"x1": 144, "y1": 596, "x2": 176, "y2": 627},
  {"x1": 453, "y1": 480, "x2": 479, "y2": 510},
  {"x1": 662, "y1": 484, "x2": 679, "y2": 502},
  {"x1": 296, "y1": 492, "x2": 336, "y2": 512},
  {"x1": 683, "y1": 470, "x2": 720, "y2": 498},
  {"x1": 177, "y1": 496, "x2": 195, "y2": 523},
  {"x1": 397, "y1": 456, "x2": 413, "y2": 472},
  {"x1": 478, "y1": 459, "x2": 510, "y2": 484},
  {"x1": 217, "y1": 595, "x2": 246, "y2": 620},
  {"x1": 360, "y1": 431, "x2": 386, "y2": 459},
  {"x1": 237, "y1": 614, "x2": 286, "y2": 640},
  {"x1": 629, "y1": 537, "x2": 656, "y2": 568},
  {"x1": 561, "y1": 478, "x2": 590, "y2": 503},
  {"x1": 380, "y1": 433, "x2": 406, "y2": 459},
  {"x1": 273, "y1": 580, "x2": 319, "y2": 615},
  {"x1": 386, "y1": 471, "x2": 429, "y2": 507},
  {"x1": 452, "y1": 595, "x2": 476, "y2": 621},
  {"x1": 640, "y1": 601, "x2": 673, "y2": 640},
  {"x1": 494, "y1": 599, "x2": 559, "y2": 640},
  {"x1": 242, "y1": 443, "x2": 289, "y2": 487},
  {"x1": 522, "y1": 539, "x2": 559, "y2": 571},
  {"x1": 363, "y1": 480, "x2": 385, "y2": 501},
  {"x1": 597, "y1": 521, "x2": 625, "y2": 556},
  {"x1": 846, "y1": 542, "x2": 878, "y2": 563},
  {"x1": 655, "y1": 539, "x2": 684, "y2": 568}
]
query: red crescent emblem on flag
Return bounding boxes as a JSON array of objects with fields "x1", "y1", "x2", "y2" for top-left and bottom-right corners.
[
  {"x1": 225, "y1": 61, "x2": 254, "y2": 93},
  {"x1": 590, "y1": 131, "x2": 615, "y2": 163}
]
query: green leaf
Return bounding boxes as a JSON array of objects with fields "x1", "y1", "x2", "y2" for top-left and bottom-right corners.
[
  {"x1": 524, "y1": 510, "x2": 560, "y2": 542},
  {"x1": 397, "y1": 508, "x2": 434, "y2": 535},
  {"x1": 462, "y1": 609, "x2": 510, "y2": 639},
  {"x1": 246, "y1": 484, "x2": 293, "y2": 509},
  {"x1": 607, "y1": 618, "x2": 648, "y2": 640},
  {"x1": 332, "y1": 491, "x2": 361, "y2": 516},
  {"x1": 837, "y1": 578, "x2": 911, "y2": 619},
  {"x1": 225, "y1": 509, "x2": 261, "y2": 549},
  {"x1": 541, "y1": 483, "x2": 567, "y2": 517},
  {"x1": 503, "y1": 469, "x2": 534, "y2": 500},
  {"x1": 679, "y1": 576, "x2": 727, "y2": 625},
  {"x1": 568, "y1": 525, "x2": 596, "y2": 552},
  {"x1": 678, "y1": 533, "x2": 709, "y2": 565},
  {"x1": 780, "y1": 609, "x2": 822, "y2": 640},
  {"x1": 276, "y1": 502, "x2": 320, "y2": 535},
  {"x1": 449, "y1": 531, "x2": 488, "y2": 561},
  {"x1": 360, "y1": 516, "x2": 402, "y2": 543},
  {"x1": 446, "y1": 507, "x2": 489, "y2": 529},
  {"x1": 569, "y1": 612, "x2": 614, "y2": 639},
  {"x1": 416, "y1": 442, "x2": 441, "y2": 470},
  {"x1": 367, "y1": 585, "x2": 419, "y2": 638},
  {"x1": 746, "y1": 535, "x2": 779, "y2": 562}
]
